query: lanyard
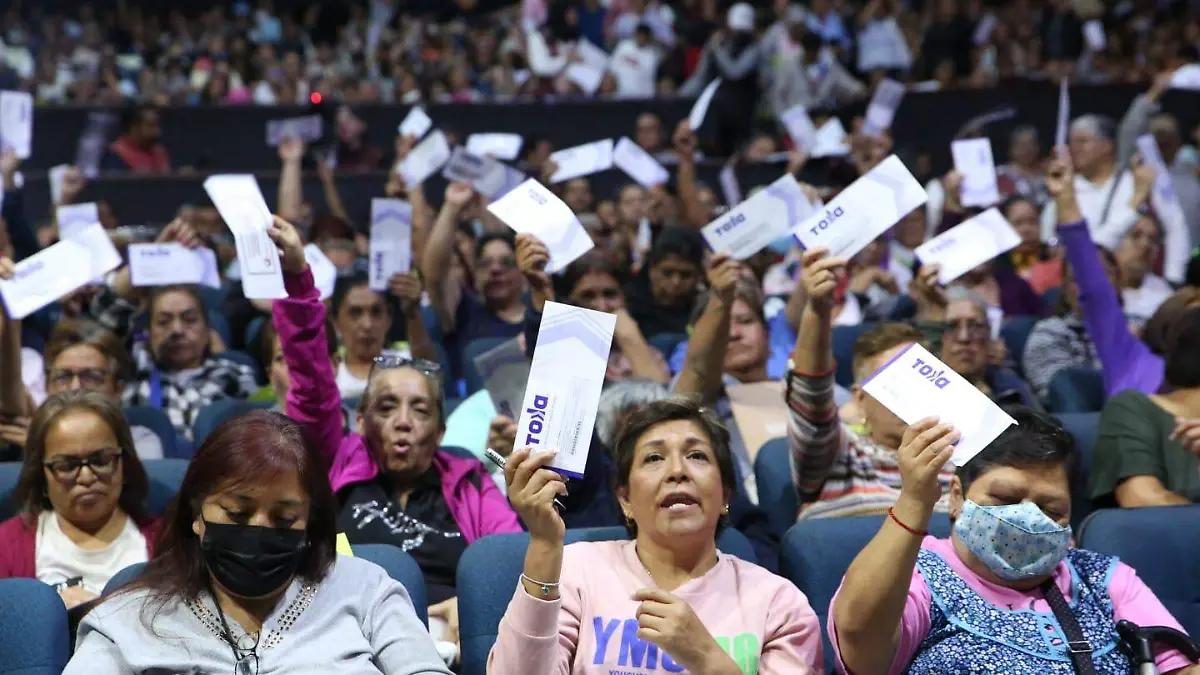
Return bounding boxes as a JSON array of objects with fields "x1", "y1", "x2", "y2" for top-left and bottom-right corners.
[{"x1": 148, "y1": 367, "x2": 163, "y2": 409}]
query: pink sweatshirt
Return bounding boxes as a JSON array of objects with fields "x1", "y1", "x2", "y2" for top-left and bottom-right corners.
[
  {"x1": 488, "y1": 540, "x2": 824, "y2": 675},
  {"x1": 829, "y1": 537, "x2": 1193, "y2": 674}
]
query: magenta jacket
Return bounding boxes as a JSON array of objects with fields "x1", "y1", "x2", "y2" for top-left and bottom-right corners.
[
  {"x1": 0, "y1": 513, "x2": 159, "y2": 579},
  {"x1": 273, "y1": 268, "x2": 521, "y2": 543}
]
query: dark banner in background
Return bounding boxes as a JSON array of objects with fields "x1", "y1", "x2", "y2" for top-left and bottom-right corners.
[{"x1": 17, "y1": 83, "x2": 1200, "y2": 225}]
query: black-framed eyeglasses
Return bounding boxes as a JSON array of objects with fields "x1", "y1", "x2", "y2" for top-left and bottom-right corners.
[
  {"x1": 371, "y1": 352, "x2": 443, "y2": 376},
  {"x1": 942, "y1": 319, "x2": 990, "y2": 340},
  {"x1": 44, "y1": 450, "x2": 123, "y2": 481}
]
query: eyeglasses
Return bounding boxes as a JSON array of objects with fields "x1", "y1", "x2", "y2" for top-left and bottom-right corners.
[
  {"x1": 476, "y1": 255, "x2": 517, "y2": 270},
  {"x1": 233, "y1": 632, "x2": 259, "y2": 675},
  {"x1": 44, "y1": 450, "x2": 122, "y2": 481},
  {"x1": 942, "y1": 319, "x2": 990, "y2": 340},
  {"x1": 371, "y1": 352, "x2": 443, "y2": 375},
  {"x1": 48, "y1": 368, "x2": 110, "y2": 389},
  {"x1": 234, "y1": 653, "x2": 259, "y2": 675}
]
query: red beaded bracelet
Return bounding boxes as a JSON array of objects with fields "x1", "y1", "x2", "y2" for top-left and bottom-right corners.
[{"x1": 888, "y1": 506, "x2": 928, "y2": 537}]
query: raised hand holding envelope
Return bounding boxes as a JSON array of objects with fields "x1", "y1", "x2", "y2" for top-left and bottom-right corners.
[
  {"x1": 613, "y1": 137, "x2": 669, "y2": 188},
  {"x1": 129, "y1": 243, "x2": 222, "y2": 289},
  {"x1": 56, "y1": 202, "x2": 101, "y2": 240},
  {"x1": 397, "y1": 106, "x2": 432, "y2": 140},
  {"x1": 792, "y1": 154, "x2": 927, "y2": 259},
  {"x1": 203, "y1": 174, "x2": 286, "y2": 300},
  {"x1": 370, "y1": 198, "x2": 413, "y2": 292},
  {"x1": 950, "y1": 138, "x2": 1000, "y2": 208},
  {"x1": 487, "y1": 179, "x2": 593, "y2": 273},
  {"x1": 862, "y1": 342, "x2": 1016, "y2": 467},
  {"x1": 518, "y1": 301, "x2": 616, "y2": 477},
  {"x1": 549, "y1": 139, "x2": 614, "y2": 183},
  {"x1": 702, "y1": 173, "x2": 814, "y2": 260},
  {"x1": 0, "y1": 224, "x2": 121, "y2": 319},
  {"x1": 398, "y1": 130, "x2": 451, "y2": 187},
  {"x1": 915, "y1": 208, "x2": 1021, "y2": 285}
]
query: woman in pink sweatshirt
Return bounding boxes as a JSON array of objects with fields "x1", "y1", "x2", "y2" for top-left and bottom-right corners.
[{"x1": 488, "y1": 399, "x2": 824, "y2": 674}]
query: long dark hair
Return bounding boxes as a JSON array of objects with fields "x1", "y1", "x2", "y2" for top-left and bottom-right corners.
[
  {"x1": 114, "y1": 411, "x2": 337, "y2": 624},
  {"x1": 12, "y1": 391, "x2": 149, "y2": 523}
]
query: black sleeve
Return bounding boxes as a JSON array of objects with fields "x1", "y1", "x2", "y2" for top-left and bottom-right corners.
[{"x1": 1, "y1": 188, "x2": 38, "y2": 262}]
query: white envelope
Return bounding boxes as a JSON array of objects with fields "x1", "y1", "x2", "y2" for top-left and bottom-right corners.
[
  {"x1": 518, "y1": 301, "x2": 616, "y2": 476},
  {"x1": 862, "y1": 343, "x2": 1016, "y2": 466},
  {"x1": 0, "y1": 91, "x2": 33, "y2": 159},
  {"x1": 398, "y1": 130, "x2": 451, "y2": 187},
  {"x1": 780, "y1": 105, "x2": 817, "y2": 151},
  {"x1": 128, "y1": 243, "x2": 223, "y2": 289},
  {"x1": 704, "y1": 174, "x2": 815, "y2": 260},
  {"x1": 57, "y1": 203, "x2": 101, "y2": 240},
  {"x1": 0, "y1": 224, "x2": 121, "y2": 319},
  {"x1": 951, "y1": 138, "x2": 1000, "y2": 208},
  {"x1": 549, "y1": 139, "x2": 614, "y2": 183},
  {"x1": 1083, "y1": 20, "x2": 1106, "y2": 51},
  {"x1": 203, "y1": 174, "x2": 286, "y2": 300},
  {"x1": 689, "y1": 79, "x2": 721, "y2": 131},
  {"x1": 986, "y1": 305, "x2": 1004, "y2": 341},
  {"x1": 304, "y1": 243, "x2": 337, "y2": 300},
  {"x1": 369, "y1": 198, "x2": 413, "y2": 292},
  {"x1": 266, "y1": 115, "x2": 323, "y2": 146},
  {"x1": 613, "y1": 137, "x2": 669, "y2": 188},
  {"x1": 49, "y1": 165, "x2": 70, "y2": 205},
  {"x1": 443, "y1": 146, "x2": 494, "y2": 184},
  {"x1": 862, "y1": 79, "x2": 905, "y2": 138},
  {"x1": 914, "y1": 208, "x2": 1020, "y2": 285},
  {"x1": 487, "y1": 178, "x2": 594, "y2": 273},
  {"x1": 718, "y1": 162, "x2": 741, "y2": 207},
  {"x1": 792, "y1": 154, "x2": 927, "y2": 259},
  {"x1": 466, "y1": 133, "x2": 523, "y2": 161},
  {"x1": 565, "y1": 40, "x2": 611, "y2": 95},
  {"x1": 398, "y1": 106, "x2": 433, "y2": 140},
  {"x1": 1055, "y1": 78, "x2": 1070, "y2": 149},
  {"x1": 810, "y1": 118, "x2": 850, "y2": 157},
  {"x1": 1169, "y1": 64, "x2": 1200, "y2": 91}
]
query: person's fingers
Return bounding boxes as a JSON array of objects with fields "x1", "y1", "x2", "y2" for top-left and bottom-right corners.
[
  {"x1": 921, "y1": 428, "x2": 961, "y2": 463},
  {"x1": 911, "y1": 423, "x2": 956, "y2": 456},
  {"x1": 512, "y1": 450, "x2": 556, "y2": 492},
  {"x1": 631, "y1": 588, "x2": 675, "y2": 604},
  {"x1": 801, "y1": 247, "x2": 830, "y2": 267},
  {"x1": 528, "y1": 479, "x2": 568, "y2": 508},
  {"x1": 503, "y1": 447, "x2": 530, "y2": 487},
  {"x1": 901, "y1": 417, "x2": 940, "y2": 447},
  {"x1": 523, "y1": 466, "x2": 567, "y2": 498}
]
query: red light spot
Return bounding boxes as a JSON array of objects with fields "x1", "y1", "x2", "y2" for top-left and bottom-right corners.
[{"x1": 311, "y1": 92, "x2": 323, "y2": 104}]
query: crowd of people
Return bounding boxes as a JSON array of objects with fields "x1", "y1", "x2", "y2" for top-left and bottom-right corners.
[
  {"x1": 2, "y1": 0, "x2": 1198, "y2": 112},
  {"x1": 1, "y1": 3, "x2": 1200, "y2": 675}
]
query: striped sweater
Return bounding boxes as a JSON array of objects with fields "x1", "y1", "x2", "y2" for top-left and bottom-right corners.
[{"x1": 785, "y1": 367, "x2": 953, "y2": 520}]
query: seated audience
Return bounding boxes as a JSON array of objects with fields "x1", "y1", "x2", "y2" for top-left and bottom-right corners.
[
  {"x1": 999, "y1": 195, "x2": 1060, "y2": 292},
  {"x1": 269, "y1": 216, "x2": 521, "y2": 652},
  {"x1": 65, "y1": 410, "x2": 452, "y2": 675},
  {"x1": 489, "y1": 399, "x2": 823, "y2": 673},
  {"x1": 1114, "y1": 213, "x2": 1173, "y2": 329},
  {"x1": 254, "y1": 315, "x2": 357, "y2": 434},
  {"x1": 516, "y1": 236, "x2": 669, "y2": 384},
  {"x1": 0, "y1": 391, "x2": 156, "y2": 608},
  {"x1": 787, "y1": 248, "x2": 956, "y2": 519},
  {"x1": 1093, "y1": 307, "x2": 1200, "y2": 507},
  {"x1": 624, "y1": 226, "x2": 707, "y2": 339},
  {"x1": 1021, "y1": 256, "x2": 1111, "y2": 402},
  {"x1": 830, "y1": 408, "x2": 1199, "y2": 675},
  {"x1": 122, "y1": 284, "x2": 258, "y2": 440}
]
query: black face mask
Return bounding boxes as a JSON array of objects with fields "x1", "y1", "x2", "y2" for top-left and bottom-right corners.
[{"x1": 200, "y1": 521, "x2": 307, "y2": 599}]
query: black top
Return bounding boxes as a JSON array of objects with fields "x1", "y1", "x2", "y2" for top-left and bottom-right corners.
[{"x1": 337, "y1": 468, "x2": 467, "y2": 604}]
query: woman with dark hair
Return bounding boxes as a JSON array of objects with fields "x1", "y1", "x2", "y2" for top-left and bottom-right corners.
[
  {"x1": 65, "y1": 410, "x2": 452, "y2": 674},
  {"x1": 831, "y1": 408, "x2": 1199, "y2": 675},
  {"x1": 1094, "y1": 306, "x2": 1200, "y2": 508},
  {"x1": 490, "y1": 398, "x2": 823, "y2": 674},
  {"x1": 516, "y1": 235, "x2": 670, "y2": 384},
  {"x1": 623, "y1": 226, "x2": 707, "y2": 339},
  {"x1": 270, "y1": 215, "x2": 520, "y2": 657},
  {"x1": 0, "y1": 391, "x2": 155, "y2": 609}
]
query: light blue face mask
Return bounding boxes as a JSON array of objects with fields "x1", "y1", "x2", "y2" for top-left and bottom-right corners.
[{"x1": 954, "y1": 500, "x2": 1071, "y2": 581}]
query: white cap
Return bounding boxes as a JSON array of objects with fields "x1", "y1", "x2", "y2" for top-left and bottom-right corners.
[{"x1": 727, "y1": 3, "x2": 755, "y2": 32}]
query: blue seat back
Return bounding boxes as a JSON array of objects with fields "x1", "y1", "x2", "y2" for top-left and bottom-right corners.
[
  {"x1": 1056, "y1": 412, "x2": 1099, "y2": 529},
  {"x1": 122, "y1": 406, "x2": 180, "y2": 458},
  {"x1": 0, "y1": 578, "x2": 71, "y2": 675},
  {"x1": 832, "y1": 324, "x2": 872, "y2": 388},
  {"x1": 754, "y1": 437, "x2": 797, "y2": 538},
  {"x1": 1000, "y1": 316, "x2": 1040, "y2": 377},
  {"x1": 244, "y1": 315, "x2": 269, "y2": 353},
  {"x1": 1078, "y1": 505, "x2": 1200, "y2": 638},
  {"x1": 457, "y1": 527, "x2": 756, "y2": 675},
  {"x1": 1046, "y1": 367, "x2": 1105, "y2": 414},
  {"x1": 192, "y1": 399, "x2": 275, "y2": 447},
  {"x1": 1, "y1": 459, "x2": 188, "y2": 521},
  {"x1": 780, "y1": 514, "x2": 952, "y2": 673},
  {"x1": 103, "y1": 545, "x2": 429, "y2": 625}
]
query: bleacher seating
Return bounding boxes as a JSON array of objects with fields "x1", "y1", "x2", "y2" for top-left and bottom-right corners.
[
  {"x1": 754, "y1": 437, "x2": 798, "y2": 538},
  {"x1": 456, "y1": 526, "x2": 756, "y2": 675},
  {"x1": 1078, "y1": 505, "x2": 1200, "y2": 638},
  {"x1": 780, "y1": 514, "x2": 953, "y2": 672},
  {"x1": 121, "y1": 406, "x2": 180, "y2": 458},
  {"x1": 0, "y1": 459, "x2": 188, "y2": 520},
  {"x1": 0, "y1": 578, "x2": 71, "y2": 675}
]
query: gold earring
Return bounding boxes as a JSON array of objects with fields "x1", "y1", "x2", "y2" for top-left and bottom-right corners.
[{"x1": 722, "y1": 504, "x2": 730, "y2": 515}]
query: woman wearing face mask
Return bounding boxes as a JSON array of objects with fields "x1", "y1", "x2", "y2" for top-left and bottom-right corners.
[
  {"x1": 830, "y1": 408, "x2": 1200, "y2": 675},
  {"x1": 516, "y1": 235, "x2": 669, "y2": 384},
  {"x1": 489, "y1": 399, "x2": 823, "y2": 674},
  {"x1": 269, "y1": 215, "x2": 521, "y2": 658},
  {"x1": 65, "y1": 410, "x2": 453, "y2": 675},
  {"x1": 0, "y1": 391, "x2": 155, "y2": 611}
]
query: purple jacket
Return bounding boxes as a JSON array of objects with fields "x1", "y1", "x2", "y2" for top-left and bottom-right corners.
[
  {"x1": 1058, "y1": 220, "x2": 1164, "y2": 396},
  {"x1": 273, "y1": 269, "x2": 521, "y2": 543}
]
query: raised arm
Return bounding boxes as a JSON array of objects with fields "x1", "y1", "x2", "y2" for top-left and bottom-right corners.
[
  {"x1": 711, "y1": 38, "x2": 762, "y2": 80},
  {"x1": 786, "y1": 248, "x2": 850, "y2": 499},
  {"x1": 0, "y1": 153, "x2": 37, "y2": 261},
  {"x1": 831, "y1": 419, "x2": 960, "y2": 675},
  {"x1": 614, "y1": 309, "x2": 671, "y2": 383},
  {"x1": 672, "y1": 121, "x2": 709, "y2": 229},
  {"x1": 1047, "y1": 153, "x2": 1164, "y2": 396},
  {"x1": 674, "y1": 253, "x2": 740, "y2": 405},
  {"x1": 420, "y1": 183, "x2": 475, "y2": 333},
  {"x1": 267, "y1": 216, "x2": 347, "y2": 469},
  {"x1": 0, "y1": 257, "x2": 27, "y2": 419},
  {"x1": 316, "y1": 159, "x2": 352, "y2": 224},
  {"x1": 387, "y1": 272, "x2": 438, "y2": 363},
  {"x1": 489, "y1": 448, "x2": 575, "y2": 675},
  {"x1": 276, "y1": 138, "x2": 305, "y2": 223}
]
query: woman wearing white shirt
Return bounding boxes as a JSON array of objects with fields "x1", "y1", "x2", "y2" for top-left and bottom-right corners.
[
  {"x1": 1116, "y1": 215, "x2": 1174, "y2": 328},
  {"x1": 856, "y1": 0, "x2": 913, "y2": 75}
]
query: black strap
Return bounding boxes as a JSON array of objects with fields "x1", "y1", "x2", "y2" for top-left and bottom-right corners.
[{"x1": 1040, "y1": 578, "x2": 1098, "y2": 675}]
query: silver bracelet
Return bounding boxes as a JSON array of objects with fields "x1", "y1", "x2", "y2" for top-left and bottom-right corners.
[{"x1": 520, "y1": 573, "x2": 560, "y2": 597}]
